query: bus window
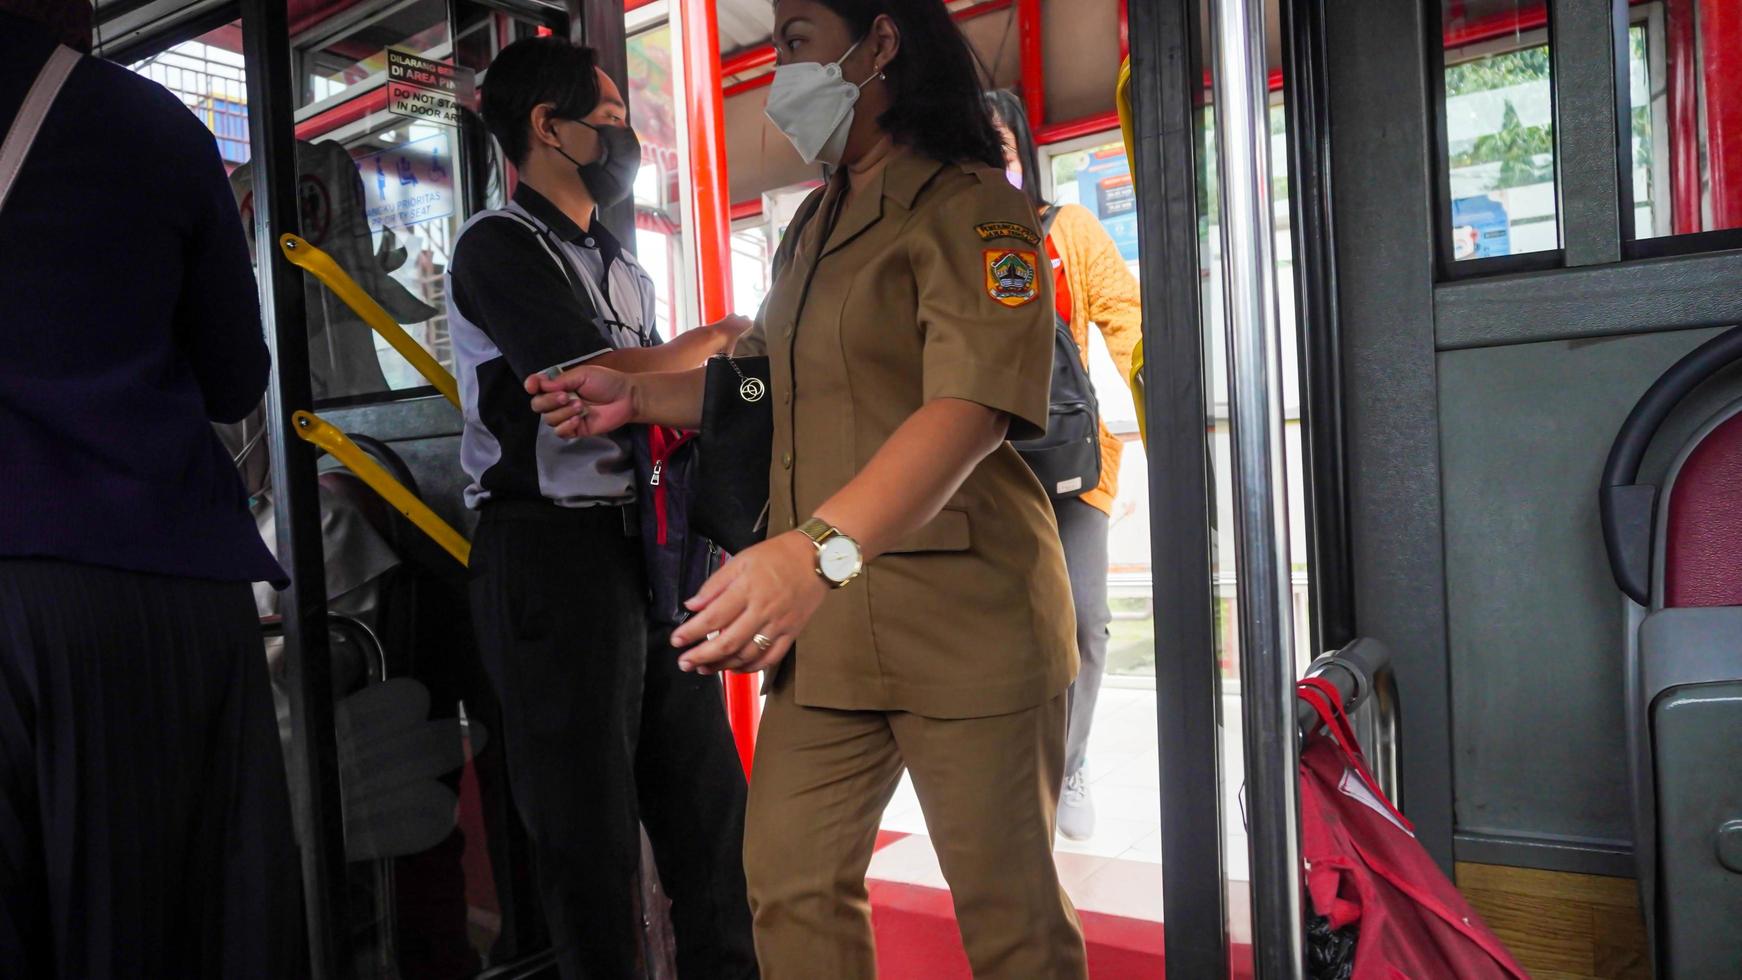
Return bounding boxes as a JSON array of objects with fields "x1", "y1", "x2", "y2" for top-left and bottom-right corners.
[
  {"x1": 628, "y1": 21, "x2": 687, "y2": 339},
  {"x1": 130, "y1": 25, "x2": 249, "y2": 173},
  {"x1": 298, "y1": 0, "x2": 452, "y2": 109},
  {"x1": 1620, "y1": 0, "x2": 1742, "y2": 246},
  {"x1": 1439, "y1": 0, "x2": 1559, "y2": 263}
]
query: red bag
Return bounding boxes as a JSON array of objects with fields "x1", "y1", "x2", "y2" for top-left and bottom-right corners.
[{"x1": 1297, "y1": 677, "x2": 1530, "y2": 980}]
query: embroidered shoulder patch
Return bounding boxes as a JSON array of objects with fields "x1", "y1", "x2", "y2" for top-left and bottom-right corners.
[
  {"x1": 975, "y1": 221, "x2": 1041, "y2": 247},
  {"x1": 984, "y1": 248, "x2": 1039, "y2": 307}
]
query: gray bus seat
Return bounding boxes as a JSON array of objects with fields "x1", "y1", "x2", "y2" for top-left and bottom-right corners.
[{"x1": 1602, "y1": 326, "x2": 1742, "y2": 978}]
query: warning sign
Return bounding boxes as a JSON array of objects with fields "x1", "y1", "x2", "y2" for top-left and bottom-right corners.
[
  {"x1": 385, "y1": 48, "x2": 474, "y2": 127},
  {"x1": 389, "y1": 80, "x2": 459, "y2": 126}
]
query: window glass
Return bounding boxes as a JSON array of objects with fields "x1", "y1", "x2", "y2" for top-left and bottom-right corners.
[
  {"x1": 341, "y1": 121, "x2": 461, "y2": 392},
  {"x1": 298, "y1": 0, "x2": 452, "y2": 109},
  {"x1": 1621, "y1": 1, "x2": 1742, "y2": 240},
  {"x1": 1049, "y1": 114, "x2": 1313, "y2": 686},
  {"x1": 128, "y1": 20, "x2": 531, "y2": 971},
  {"x1": 1440, "y1": 0, "x2": 1559, "y2": 261},
  {"x1": 628, "y1": 23, "x2": 688, "y2": 338},
  {"x1": 131, "y1": 27, "x2": 250, "y2": 171}
]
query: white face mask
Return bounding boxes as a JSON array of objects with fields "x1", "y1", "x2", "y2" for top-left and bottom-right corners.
[{"x1": 764, "y1": 38, "x2": 878, "y2": 167}]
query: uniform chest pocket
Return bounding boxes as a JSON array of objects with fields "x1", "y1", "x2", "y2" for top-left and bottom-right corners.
[{"x1": 883, "y1": 508, "x2": 970, "y2": 555}]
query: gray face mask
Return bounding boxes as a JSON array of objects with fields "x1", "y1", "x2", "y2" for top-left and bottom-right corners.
[{"x1": 763, "y1": 37, "x2": 880, "y2": 167}]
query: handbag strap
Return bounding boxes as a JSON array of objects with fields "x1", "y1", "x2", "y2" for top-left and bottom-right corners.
[
  {"x1": 0, "y1": 45, "x2": 79, "y2": 217},
  {"x1": 1298, "y1": 675, "x2": 1414, "y2": 831}
]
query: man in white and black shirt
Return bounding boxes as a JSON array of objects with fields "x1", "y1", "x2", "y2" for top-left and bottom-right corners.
[{"x1": 448, "y1": 37, "x2": 756, "y2": 980}]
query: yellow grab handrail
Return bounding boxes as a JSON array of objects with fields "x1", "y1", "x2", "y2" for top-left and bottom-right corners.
[
  {"x1": 279, "y1": 233, "x2": 460, "y2": 409},
  {"x1": 1116, "y1": 56, "x2": 1147, "y2": 448},
  {"x1": 291, "y1": 410, "x2": 471, "y2": 567}
]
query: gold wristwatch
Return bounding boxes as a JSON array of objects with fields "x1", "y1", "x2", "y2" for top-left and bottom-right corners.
[{"x1": 798, "y1": 517, "x2": 863, "y2": 589}]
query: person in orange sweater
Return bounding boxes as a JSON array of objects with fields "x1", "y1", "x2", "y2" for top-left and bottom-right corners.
[{"x1": 987, "y1": 90, "x2": 1143, "y2": 840}]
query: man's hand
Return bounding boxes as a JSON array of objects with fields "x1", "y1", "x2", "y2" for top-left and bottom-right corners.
[{"x1": 524, "y1": 364, "x2": 636, "y2": 439}]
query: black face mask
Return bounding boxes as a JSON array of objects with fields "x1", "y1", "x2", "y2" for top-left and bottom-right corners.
[{"x1": 555, "y1": 121, "x2": 641, "y2": 209}]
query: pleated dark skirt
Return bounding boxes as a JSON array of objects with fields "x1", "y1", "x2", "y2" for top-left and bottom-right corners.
[{"x1": 0, "y1": 558, "x2": 302, "y2": 979}]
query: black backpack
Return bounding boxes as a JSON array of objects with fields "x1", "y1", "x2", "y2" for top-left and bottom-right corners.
[{"x1": 1013, "y1": 208, "x2": 1103, "y2": 499}]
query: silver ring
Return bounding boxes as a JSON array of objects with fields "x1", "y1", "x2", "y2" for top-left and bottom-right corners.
[{"x1": 751, "y1": 633, "x2": 775, "y2": 651}]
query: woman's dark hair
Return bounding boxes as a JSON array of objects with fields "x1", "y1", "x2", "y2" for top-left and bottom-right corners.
[
  {"x1": 0, "y1": 0, "x2": 94, "y2": 50},
  {"x1": 811, "y1": 0, "x2": 1005, "y2": 169},
  {"x1": 479, "y1": 37, "x2": 601, "y2": 166},
  {"x1": 985, "y1": 88, "x2": 1048, "y2": 211}
]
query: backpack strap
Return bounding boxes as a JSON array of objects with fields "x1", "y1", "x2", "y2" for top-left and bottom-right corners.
[{"x1": 0, "y1": 46, "x2": 79, "y2": 216}]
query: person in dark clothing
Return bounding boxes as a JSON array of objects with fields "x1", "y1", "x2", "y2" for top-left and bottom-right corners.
[
  {"x1": 448, "y1": 37, "x2": 757, "y2": 980},
  {"x1": 0, "y1": 3, "x2": 300, "y2": 977}
]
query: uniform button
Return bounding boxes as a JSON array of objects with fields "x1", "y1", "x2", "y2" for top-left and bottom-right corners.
[{"x1": 781, "y1": 452, "x2": 793, "y2": 469}]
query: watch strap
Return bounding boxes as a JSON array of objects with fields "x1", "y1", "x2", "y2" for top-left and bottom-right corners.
[{"x1": 798, "y1": 517, "x2": 837, "y2": 547}]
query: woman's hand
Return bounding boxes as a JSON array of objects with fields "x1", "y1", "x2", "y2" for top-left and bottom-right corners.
[
  {"x1": 524, "y1": 364, "x2": 636, "y2": 438},
  {"x1": 670, "y1": 531, "x2": 828, "y2": 675}
]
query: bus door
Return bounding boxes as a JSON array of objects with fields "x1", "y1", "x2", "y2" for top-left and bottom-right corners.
[{"x1": 109, "y1": 2, "x2": 570, "y2": 976}]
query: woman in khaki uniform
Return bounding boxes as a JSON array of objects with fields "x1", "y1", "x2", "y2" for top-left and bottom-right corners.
[{"x1": 529, "y1": 1, "x2": 1088, "y2": 976}]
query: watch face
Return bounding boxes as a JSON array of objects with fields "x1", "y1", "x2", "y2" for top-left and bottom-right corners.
[{"x1": 818, "y1": 535, "x2": 862, "y2": 583}]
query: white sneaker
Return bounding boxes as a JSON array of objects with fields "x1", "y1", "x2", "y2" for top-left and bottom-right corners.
[{"x1": 1057, "y1": 769, "x2": 1096, "y2": 841}]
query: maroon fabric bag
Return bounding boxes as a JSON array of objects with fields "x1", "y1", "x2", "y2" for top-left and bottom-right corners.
[{"x1": 1298, "y1": 677, "x2": 1531, "y2": 980}]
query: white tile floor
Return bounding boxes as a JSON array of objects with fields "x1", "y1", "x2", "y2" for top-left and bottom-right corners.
[{"x1": 869, "y1": 683, "x2": 1256, "y2": 921}]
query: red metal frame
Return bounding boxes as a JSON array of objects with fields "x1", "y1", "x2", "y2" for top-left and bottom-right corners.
[
  {"x1": 1118, "y1": 0, "x2": 1129, "y2": 61},
  {"x1": 1668, "y1": 0, "x2": 1701, "y2": 234},
  {"x1": 678, "y1": 0, "x2": 761, "y2": 775},
  {"x1": 1441, "y1": 5, "x2": 1550, "y2": 50},
  {"x1": 1699, "y1": 0, "x2": 1742, "y2": 230},
  {"x1": 295, "y1": 87, "x2": 388, "y2": 140},
  {"x1": 1034, "y1": 110, "x2": 1122, "y2": 146},
  {"x1": 1018, "y1": 0, "x2": 1045, "y2": 133}
]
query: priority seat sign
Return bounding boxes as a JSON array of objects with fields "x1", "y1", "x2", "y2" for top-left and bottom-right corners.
[{"x1": 386, "y1": 48, "x2": 476, "y2": 127}]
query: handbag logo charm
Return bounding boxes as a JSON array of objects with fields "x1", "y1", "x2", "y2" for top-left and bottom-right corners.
[{"x1": 725, "y1": 357, "x2": 767, "y2": 403}]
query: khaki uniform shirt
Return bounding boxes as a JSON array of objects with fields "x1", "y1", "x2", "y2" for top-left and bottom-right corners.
[{"x1": 741, "y1": 148, "x2": 1078, "y2": 719}]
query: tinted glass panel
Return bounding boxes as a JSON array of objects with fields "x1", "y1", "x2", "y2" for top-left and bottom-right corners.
[{"x1": 1440, "y1": 0, "x2": 1559, "y2": 261}]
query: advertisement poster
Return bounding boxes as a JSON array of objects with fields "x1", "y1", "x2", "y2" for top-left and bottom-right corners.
[
  {"x1": 357, "y1": 133, "x2": 456, "y2": 233},
  {"x1": 1075, "y1": 146, "x2": 1140, "y2": 262},
  {"x1": 626, "y1": 26, "x2": 682, "y2": 214}
]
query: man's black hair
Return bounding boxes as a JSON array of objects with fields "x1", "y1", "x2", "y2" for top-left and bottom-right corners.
[{"x1": 479, "y1": 37, "x2": 602, "y2": 167}]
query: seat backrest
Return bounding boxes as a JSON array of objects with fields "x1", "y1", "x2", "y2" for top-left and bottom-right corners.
[{"x1": 1662, "y1": 402, "x2": 1742, "y2": 608}]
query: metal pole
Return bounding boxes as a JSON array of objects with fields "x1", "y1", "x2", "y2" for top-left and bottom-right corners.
[
  {"x1": 1127, "y1": 0, "x2": 1232, "y2": 974},
  {"x1": 1206, "y1": 0, "x2": 1305, "y2": 971},
  {"x1": 676, "y1": 0, "x2": 762, "y2": 775},
  {"x1": 241, "y1": 1, "x2": 350, "y2": 975},
  {"x1": 1280, "y1": 0, "x2": 1356, "y2": 655}
]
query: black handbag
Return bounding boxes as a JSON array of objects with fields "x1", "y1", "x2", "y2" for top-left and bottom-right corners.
[
  {"x1": 689, "y1": 354, "x2": 773, "y2": 554},
  {"x1": 1012, "y1": 208, "x2": 1103, "y2": 499},
  {"x1": 689, "y1": 189, "x2": 834, "y2": 554}
]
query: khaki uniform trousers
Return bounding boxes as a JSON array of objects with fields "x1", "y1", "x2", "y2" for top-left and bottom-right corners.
[{"x1": 743, "y1": 671, "x2": 1089, "y2": 979}]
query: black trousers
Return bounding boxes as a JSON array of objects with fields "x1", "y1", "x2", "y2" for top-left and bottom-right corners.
[
  {"x1": 469, "y1": 503, "x2": 757, "y2": 980},
  {"x1": 0, "y1": 559, "x2": 300, "y2": 979}
]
